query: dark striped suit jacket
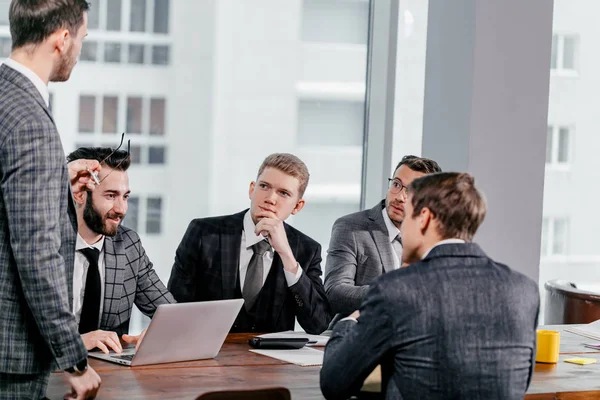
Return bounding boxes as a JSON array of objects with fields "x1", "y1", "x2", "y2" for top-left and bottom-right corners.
[
  {"x1": 168, "y1": 210, "x2": 332, "y2": 334},
  {"x1": 94, "y1": 226, "x2": 175, "y2": 335},
  {"x1": 0, "y1": 64, "x2": 87, "y2": 374}
]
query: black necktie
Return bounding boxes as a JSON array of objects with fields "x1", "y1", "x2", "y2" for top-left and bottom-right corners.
[{"x1": 79, "y1": 247, "x2": 101, "y2": 334}]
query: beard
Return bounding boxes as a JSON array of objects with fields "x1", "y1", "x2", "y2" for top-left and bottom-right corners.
[
  {"x1": 83, "y1": 194, "x2": 124, "y2": 237},
  {"x1": 50, "y1": 45, "x2": 77, "y2": 82}
]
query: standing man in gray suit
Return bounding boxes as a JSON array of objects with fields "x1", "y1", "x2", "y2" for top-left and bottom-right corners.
[
  {"x1": 321, "y1": 173, "x2": 539, "y2": 400},
  {"x1": 325, "y1": 155, "x2": 441, "y2": 316},
  {"x1": 67, "y1": 147, "x2": 176, "y2": 354},
  {"x1": 0, "y1": 1, "x2": 102, "y2": 399}
]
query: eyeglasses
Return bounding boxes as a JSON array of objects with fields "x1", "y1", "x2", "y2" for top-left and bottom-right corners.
[
  {"x1": 88, "y1": 133, "x2": 131, "y2": 185},
  {"x1": 388, "y1": 178, "x2": 410, "y2": 195}
]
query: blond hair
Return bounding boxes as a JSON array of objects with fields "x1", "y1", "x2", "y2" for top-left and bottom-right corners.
[{"x1": 257, "y1": 153, "x2": 310, "y2": 198}]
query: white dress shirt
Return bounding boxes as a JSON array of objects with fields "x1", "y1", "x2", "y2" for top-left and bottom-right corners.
[
  {"x1": 381, "y1": 207, "x2": 401, "y2": 270},
  {"x1": 73, "y1": 234, "x2": 106, "y2": 325},
  {"x1": 3, "y1": 58, "x2": 50, "y2": 107},
  {"x1": 422, "y1": 238, "x2": 466, "y2": 259},
  {"x1": 239, "y1": 211, "x2": 302, "y2": 289}
]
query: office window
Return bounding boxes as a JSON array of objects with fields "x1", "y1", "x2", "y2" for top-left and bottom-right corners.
[
  {"x1": 124, "y1": 196, "x2": 139, "y2": 231},
  {"x1": 149, "y1": 98, "x2": 166, "y2": 136},
  {"x1": 130, "y1": 0, "x2": 146, "y2": 32},
  {"x1": 546, "y1": 125, "x2": 572, "y2": 166},
  {"x1": 146, "y1": 197, "x2": 162, "y2": 234},
  {"x1": 128, "y1": 44, "x2": 145, "y2": 64},
  {"x1": 0, "y1": 0, "x2": 9, "y2": 25},
  {"x1": 106, "y1": 0, "x2": 122, "y2": 31},
  {"x1": 0, "y1": 37, "x2": 11, "y2": 58},
  {"x1": 87, "y1": 0, "x2": 100, "y2": 30},
  {"x1": 129, "y1": 145, "x2": 141, "y2": 164},
  {"x1": 151, "y1": 45, "x2": 169, "y2": 65},
  {"x1": 102, "y1": 96, "x2": 119, "y2": 134},
  {"x1": 126, "y1": 97, "x2": 143, "y2": 134},
  {"x1": 80, "y1": 41, "x2": 98, "y2": 62},
  {"x1": 297, "y1": 100, "x2": 364, "y2": 146},
  {"x1": 153, "y1": 0, "x2": 169, "y2": 34},
  {"x1": 302, "y1": 0, "x2": 369, "y2": 45},
  {"x1": 148, "y1": 146, "x2": 165, "y2": 164},
  {"x1": 105, "y1": 42, "x2": 121, "y2": 63},
  {"x1": 551, "y1": 34, "x2": 578, "y2": 72},
  {"x1": 79, "y1": 96, "x2": 96, "y2": 133},
  {"x1": 541, "y1": 217, "x2": 569, "y2": 257}
]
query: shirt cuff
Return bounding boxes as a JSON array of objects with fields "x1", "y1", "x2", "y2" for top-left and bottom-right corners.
[
  {"x1": 284, "y1": 263, "x2": 303, "y2": 287},
  {"x1": 339, "y1": 317, "x2": 358, "y2": 323}
]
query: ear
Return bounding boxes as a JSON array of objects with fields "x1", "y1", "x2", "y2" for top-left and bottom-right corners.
[
  {"x1": 73, "y1": 189, "x2": 88, "y2": 206},
  {"x1": 248, "y1": 181, "x2": 256, "y2": 200},
  {"x1": 290, "y1": 198, "x2": 305, "y2": 215},
  {"x1": 53, "y1": 29, "x2": 70, "y2": 54},
  {"x1": 419, "y1": 207, "x2": 432, "y2": 233}
]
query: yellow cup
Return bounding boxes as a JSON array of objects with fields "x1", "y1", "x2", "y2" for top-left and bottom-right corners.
[{"x1": 536, "y1": 330, "x2": 560, "y2": 363}]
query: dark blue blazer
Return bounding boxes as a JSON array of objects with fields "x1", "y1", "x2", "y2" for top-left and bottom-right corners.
[{"x1": 320, "y1": 243, "x2": 539, "y2": 400}]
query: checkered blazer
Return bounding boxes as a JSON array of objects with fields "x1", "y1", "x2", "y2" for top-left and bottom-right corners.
[
  {"x1": 168, "y1": 210, "x2": 332, "y2": 334},
  {"x1": 0, "y1": 64, "x2": 87, "y2": 374},
  {"x1": 97, "y1": 226, "x2": 175, "y2": 335}
]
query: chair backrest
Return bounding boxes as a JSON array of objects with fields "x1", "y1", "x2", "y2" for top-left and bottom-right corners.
[
  {"x1": 196, "y1": 387, "x2": 291, "y2": 400},
  {"x1": 544, "y1": 279, "x2": 600, "y2": 324}
]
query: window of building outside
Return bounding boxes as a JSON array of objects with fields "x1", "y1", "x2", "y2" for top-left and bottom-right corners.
[
  {"x1": 539, "y1": 0, "x2": 600, "y2": 322},
  {"x1": 124, "y1": 196, "x2": 139, "y2": 231},
  {"x1": 46, "y1": 0, "x2": 371, "y2": 334}
]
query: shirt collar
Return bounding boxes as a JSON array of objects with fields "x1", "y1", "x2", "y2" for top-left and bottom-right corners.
[
  {"x1": 76, "y1": 234, "x2": 105, "y2": 252},
  {"x1": 422, "y1": 238, "x2": 466, "y2": 259},
  {"x1": 243, "y1": 210, "x2": 270, "y2": 249},
  {"x1": 3, "y1": 58, "x2": 50, "y2": 107},
  {"x1": 381, "y1": 207, "x2": 401, "y2": 243}
]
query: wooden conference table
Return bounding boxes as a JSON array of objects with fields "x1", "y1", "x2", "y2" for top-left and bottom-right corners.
[{"x1": 46, "y1": 326, "x2": 600, "y2": 399}]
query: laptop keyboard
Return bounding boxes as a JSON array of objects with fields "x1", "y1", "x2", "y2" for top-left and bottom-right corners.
[{"x1": 114, "y1": 354, "x2": 135, "y2": 361}]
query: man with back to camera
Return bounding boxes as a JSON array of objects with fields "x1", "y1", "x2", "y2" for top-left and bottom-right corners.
[
  {"x1": 168, "y1": 153, "x2": 331, "y2": 334},
  {"x1": 0, "y1": 0, "x2": 102, "y2": 398},
  {"x1": 67, "y1": 147, "x2": 176, "y2": 355},
  {"x1": 324, "y1": 155, "x2": 441, "y2": 318},
  {"x1": 320, "y1": 172, "x2": 540, "y2": 400}
]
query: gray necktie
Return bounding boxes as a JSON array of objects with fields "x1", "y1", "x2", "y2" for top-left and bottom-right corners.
[
  {"x1": 243, "y1": 239, "x2": 271, "y2": 309},
  {"x1": 392, "y1": 234, "x2": 403, "y2": 268}
]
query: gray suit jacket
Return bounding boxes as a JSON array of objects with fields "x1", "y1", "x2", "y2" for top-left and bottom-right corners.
[
  {"x1": 321, "y1": 243, "x2": 540, "y2": 400},
  {"x1": 325, "y1": 201, "x2": 395, "y2": 314},
  {"x1": 96, "y1": 226, "x2": 175, "y2": 335},
  {"x1": 0, "y1": 64, "x2": 87, "y2": 374}
]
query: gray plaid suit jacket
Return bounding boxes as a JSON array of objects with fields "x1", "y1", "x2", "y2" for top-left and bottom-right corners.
[
  {"x1": 321, "y1": 244, "x2": 540, "y2": 400},
  {"x1": 168, "y1": 210, "x2": 332, "y2": 334},
  {"x1": 325, "y1": 200, "x2": 395, "y2": 315},
  {"x1": 95, "y1": 226, "x2": 175, "y2": 335},
  {"x1": 0, "y1": 64, "x2": 87, "y2": 374}
]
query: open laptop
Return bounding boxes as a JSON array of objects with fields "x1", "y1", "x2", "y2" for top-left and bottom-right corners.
[{"x1": 88, "y1": 299, "x2": 244, "y2": 366}]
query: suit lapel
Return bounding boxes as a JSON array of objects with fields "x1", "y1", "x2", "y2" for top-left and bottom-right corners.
[
  {"x1": 221, "y1": 214, "x2": 243, "y2": 299},
  {"x1": 102, "y1": 235, "x2": 127, "y2": 329},
  {"x1": 369, "y1": 201, "x2": 395, "y2": 273}
]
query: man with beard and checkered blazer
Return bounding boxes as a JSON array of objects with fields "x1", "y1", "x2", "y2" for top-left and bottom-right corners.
[{"x1": 66, "y1": 147, "x2": 175, "y2": 355}]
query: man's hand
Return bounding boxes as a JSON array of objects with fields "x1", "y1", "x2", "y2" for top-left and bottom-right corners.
[
  {"x1": 122, "y1": 328, "x2": 147, "y2": 351},
  {"x1": 68, "y1": 159, "x2": 101, "y2": 194},
  {"x1": 81, "y1": 330, "x2": 122, "y2": 354},
  {"x1": 254, "y1": 210, "x2": 297, "y2": 274},
  {"x1": 349, "y1": 310, "x2": 360, "y2": 320},
  {"x1": 64, "y1": 365, "x2": 101, "y2": 400}
]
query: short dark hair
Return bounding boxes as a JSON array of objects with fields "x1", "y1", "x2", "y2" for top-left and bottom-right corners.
[
  {"x1": 67, "y1": 147, "x2": 131, "y2": 172},
  {"x1": 9, "y1": 0, "x2": 90, "y2": 50},
  {"x1": 409, "y1": 172, "x2": 486, "y2": 242},
  {"x1": 394, "y1": 155, "x2": 441, "y2": 176},
  {"x1": 257, "y1": 153, "x2": 310, "y2": 198}
]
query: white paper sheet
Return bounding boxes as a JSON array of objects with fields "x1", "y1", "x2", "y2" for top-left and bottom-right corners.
[
  {"x1": 565, "y1": 319, "x2": 600, "y2": 341},
  {"x1": 257, "y1": 330, "x2": 329, "y2": 346},
  {"x1": 250, "y1": 347, "x2": 324, "y2": 367}
]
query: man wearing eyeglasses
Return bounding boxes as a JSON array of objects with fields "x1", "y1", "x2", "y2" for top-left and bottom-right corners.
[
  {"x1": 324, "y1": 155, "x2": 441, "y2": 318},
  {"x1": 66, "y1": 147, "x2": 175, "y2": 355}
]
